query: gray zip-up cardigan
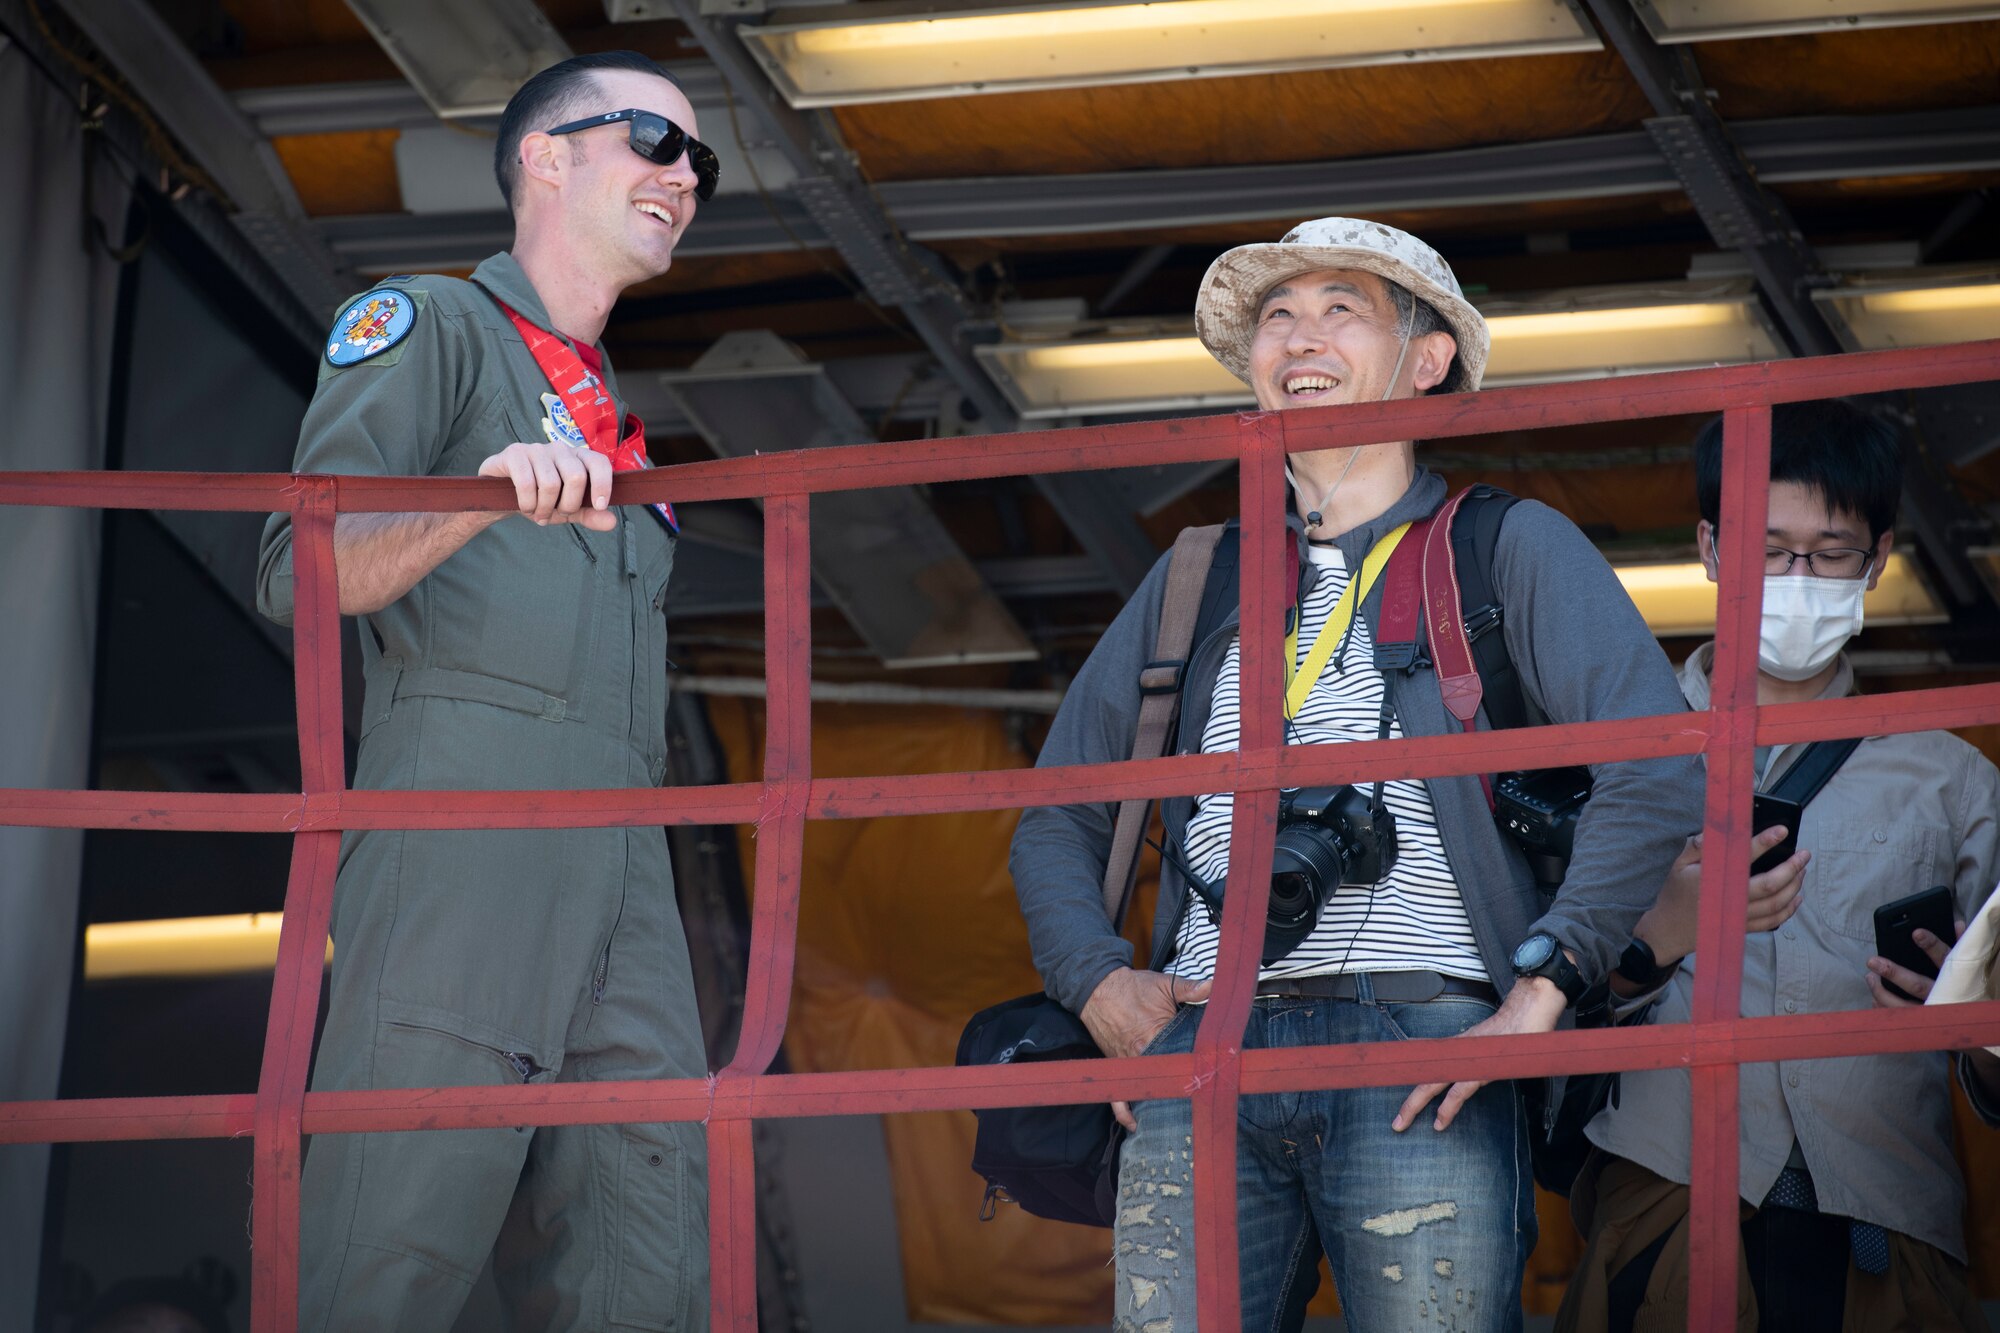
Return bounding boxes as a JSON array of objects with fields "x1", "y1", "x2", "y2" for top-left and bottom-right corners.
[{"x1": 1010, "y1": 467, "x2": 1704, "y2": 1018}]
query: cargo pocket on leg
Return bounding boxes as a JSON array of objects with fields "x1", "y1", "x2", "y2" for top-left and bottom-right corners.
[{"x1": 611, "y1": 1126, "x2": 694, "y2": 1330}]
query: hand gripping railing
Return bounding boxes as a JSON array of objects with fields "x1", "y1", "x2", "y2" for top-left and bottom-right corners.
[{"x1": 5, "y1": 339, "x2": 2000, "y2": 1331}]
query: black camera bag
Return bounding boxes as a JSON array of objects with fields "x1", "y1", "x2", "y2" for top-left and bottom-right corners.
[{"x1": 957, "y1": 524, "x2": 1228, "y2": 1227}]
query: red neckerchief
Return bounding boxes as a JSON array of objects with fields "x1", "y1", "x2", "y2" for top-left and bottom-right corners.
[{"x1": 489, "y1": 296, "x2": 678, "y2": 534}]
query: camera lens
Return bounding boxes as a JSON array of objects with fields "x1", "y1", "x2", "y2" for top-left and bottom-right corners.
[{"x1": 1267, "y1": 825, "x2": 1351, "y2": 962}]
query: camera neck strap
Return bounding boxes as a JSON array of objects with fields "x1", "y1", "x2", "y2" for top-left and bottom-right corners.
[
  {"x1": 1283, "y1": 522, "x2": 1413, "y2": 720},
  {"x1": 1377, "y1": 485, "x2": 1494, "y2": 804}
]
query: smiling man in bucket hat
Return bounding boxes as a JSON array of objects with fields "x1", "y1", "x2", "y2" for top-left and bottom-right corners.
[{"x1": 1009, "y1": 218, "x2": 1702, "y2": 1329}]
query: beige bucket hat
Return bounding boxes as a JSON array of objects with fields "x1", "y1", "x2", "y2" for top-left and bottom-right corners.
[{"x1": 1194, "y1": 216, "x2": 1490, "y2": 392}]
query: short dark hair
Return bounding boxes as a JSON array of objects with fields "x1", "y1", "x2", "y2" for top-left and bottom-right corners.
[
  {"x1": 494, "y1": 51, "x2": 682, "y2": 209},
  {"x1": 1384, "y1": 279, "x2": 1467, "y2": 396},
  {"x1": 1694, "y1": 398, "x2": 1902, "y2": 541}
]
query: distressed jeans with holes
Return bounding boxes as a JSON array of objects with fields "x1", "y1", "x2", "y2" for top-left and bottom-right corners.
[{"x1": 1114, "y1": 980, "x2": 1535, "y2": 1333}]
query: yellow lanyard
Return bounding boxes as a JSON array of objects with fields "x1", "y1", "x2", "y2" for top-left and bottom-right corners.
[{"x1": 1282, "y1": 523, "x2": 1412, "y2": 720}]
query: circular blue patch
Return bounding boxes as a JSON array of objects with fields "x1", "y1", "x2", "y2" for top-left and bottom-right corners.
[
  {"x1": 325, "y1": 289, "x2": 415, "y2": 366},
  {"x1": 540, "y1": 392, "x2": 587, "y2": 447}
]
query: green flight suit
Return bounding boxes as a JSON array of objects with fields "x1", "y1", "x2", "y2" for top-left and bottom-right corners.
[{"x1": 257, "y1": 252, "x2": 708, "y2": 1332}]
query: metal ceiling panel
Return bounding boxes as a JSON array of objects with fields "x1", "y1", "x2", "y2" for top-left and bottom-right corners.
[
  {"x1": 343, "y1": 0, "x2": 572, "y2": 119},
  {"x1": 662, "y1": 331, "x2": 1037, "y2": 668}
]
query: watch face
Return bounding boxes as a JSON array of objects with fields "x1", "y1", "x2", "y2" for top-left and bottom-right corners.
[{"x1": 1512, "y1": 933, "x2": 1556, "y2": 971}]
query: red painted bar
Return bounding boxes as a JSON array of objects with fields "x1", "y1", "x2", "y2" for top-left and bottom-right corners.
[
  {"x1": 1690, "y1": 1064, "x2": 1743, "y2": 1330},
  {"x1": 4, "y1": 1002, "x2": 1994, "y2": 1145},
  {"x1": 5, "y1": 343, "x2": 1997, "y2": 519},
  {"x1": 0, "y1": 347, "x2": 1995, "y2": 1330},
  {"x1": 1189, "y1": 409, "x2": 1288, "y2": 1327},
  {"x1": 708, "y1": 491, "x2": 815, "y2": 1329},
  {"x1": 252, "y1": 482, "x2": 345, "y2": 1333},
  {"x1": 1685, "y1": 406, "x2": 1770, "y2": 1327},
  {"x1": 0, "y1": 1094, "x2": 258, "y2": 1143}
]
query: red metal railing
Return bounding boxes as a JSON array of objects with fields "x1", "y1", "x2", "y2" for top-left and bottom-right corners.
[{"x1": 6, "y1": 339, "x2": 2000, "y2": 1330}]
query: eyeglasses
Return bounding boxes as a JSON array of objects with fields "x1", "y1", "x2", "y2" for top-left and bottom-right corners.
[
  {"x1": 543, "y1": 109, "x2": 720, "y2": 202},
  {"x1": 1766, "y1": 545, "x2": 1875, "y2": 579}
]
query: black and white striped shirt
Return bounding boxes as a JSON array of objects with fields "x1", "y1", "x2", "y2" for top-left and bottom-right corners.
[{"x1": 1168, "y1": 542, "x2": 1488, "y2": 983}]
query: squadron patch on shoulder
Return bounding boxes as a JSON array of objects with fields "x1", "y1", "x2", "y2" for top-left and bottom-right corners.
[
  {"x1": 540, "y1": 392, "x2": 588, "y2": 447},
  {"x1": 325, "y1": 288, "x2": 416, "y2": 367}
]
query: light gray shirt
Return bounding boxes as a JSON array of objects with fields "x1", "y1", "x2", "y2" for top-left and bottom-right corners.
[{"x1": 1586, "y1": 642, "x2": 2000, "y2": 1261}]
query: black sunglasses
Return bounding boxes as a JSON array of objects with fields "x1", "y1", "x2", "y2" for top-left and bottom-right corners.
[{"x1": 543, "y1": 108, "x2": 720, "y2": 202}]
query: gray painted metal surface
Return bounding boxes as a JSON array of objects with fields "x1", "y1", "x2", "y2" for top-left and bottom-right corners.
[
  {"x1": 663, "y1": 332, "x2": 1036, "y2": 667},
  {"x1": 53, "y1": 0, "x2": 353, "y2": 326}
]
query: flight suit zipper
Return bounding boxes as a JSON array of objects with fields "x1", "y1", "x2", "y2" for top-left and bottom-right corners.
[{"x1": 595, "y1": 886, "x2": 628, "y2": 1006}]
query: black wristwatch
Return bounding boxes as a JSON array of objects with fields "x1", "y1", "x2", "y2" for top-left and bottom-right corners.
[
  {"x1": 1511, "y1": 932, "x2": 1587, "y2": 1005},
  {"x1": 1616, "y1": 936, "x2": 1672, "y2": 989}
]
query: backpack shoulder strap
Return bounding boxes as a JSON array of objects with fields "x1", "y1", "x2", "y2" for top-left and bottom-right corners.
[
  {"x1": 1191, "y1": 519, "x2": 1241, "y2": 652},
  {"x1": 1768, "y1": 736, "x2": 1863, "y2": 807},
  {"x1": 1452, "y1": 485, "x2": 1525, "y2": 731},
  {"x1": 1103, "y1": 524, "x2": 1226, "y2": 929}
]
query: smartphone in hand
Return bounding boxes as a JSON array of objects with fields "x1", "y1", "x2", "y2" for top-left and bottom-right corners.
[
  {"x1": 1750, "y1": 793, "x2": 1803, "y2": 876},
  {"x1": 1873, "y1": 885, "x2": 1958, "y2": 1003}
]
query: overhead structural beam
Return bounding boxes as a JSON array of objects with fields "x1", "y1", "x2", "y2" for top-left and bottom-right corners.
[
  {"x1": 665, "y1": 0, "x2": 1160, "y2": 597},
  {"x1": 1582, "y1": 0, "x2": 1839, "y2": 358},
  {"x1": 51, "y1": 0, "x2": 352, "y2": 339},
  {"x1": 297, "y1": 102, "x2": 2000, "y2": 270},
  {"x1": 1582, "y1": 0, "x2": 1993, "y2": 611}
]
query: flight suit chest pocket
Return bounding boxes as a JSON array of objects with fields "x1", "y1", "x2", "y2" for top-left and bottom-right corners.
[{"x1": 423, "y1": 405, "x2": 611, "y2": 711}]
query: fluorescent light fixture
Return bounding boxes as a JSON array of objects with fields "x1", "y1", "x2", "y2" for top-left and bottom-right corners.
[
  {"x1": 85, "y1": 913, "x2": 330, "y2": 982},
  {"x1": 1634, "y1": 0, "x2": 2000, "y2": 43},
  {"x1": 740, "y1": 0, "x2": 1601, "y2": 108},
  {"x1": 978, "y1": 285, "x2": 1783, "y2": 418},
  {"x1": 346, "y1": 0, "x2": 571, "y2": 119},
  {"x1": 977, "y1": 328, "x2": 1251, "y2": 419},
  {"x1": 1614, "y1": 552, "x2": 1947, "y2": 638},
  {"x1": 1970, "y1": 547, "x2": 2000, "y2": 607},
  {"x1": 1813, "y1": 271, "x2": 2000, "y2": 352},
  {"x1": 1479, "y1": 285, "x2": 1783, "y2": 385}
]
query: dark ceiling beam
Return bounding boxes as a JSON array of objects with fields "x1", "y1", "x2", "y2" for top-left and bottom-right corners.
[
  {"x1": 301, "y1": 103, "x2": 2000, "y2": 270},
  {"x1": 665, "y1": 0, "x2": 1160, "y2": 597},
  {"x1": 1583, "y1": 0, "x2": 1994, "y2": 612},
  {"x1": 52, "y1": 0, "x2": 352, "y2": 338},
  {"x1": 317, "y1": 195, "x2": 825, "y2": 272},
  {"x1": 1582, "y1": 0, "x2": 1839, "y2": 358}
]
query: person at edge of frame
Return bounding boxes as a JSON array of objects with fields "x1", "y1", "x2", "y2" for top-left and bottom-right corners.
[
  {"x1": 1882, "y1": 857, "x2": 2000, "y2": 1124},
  {"x1": 255, "y1": 51, "x2": 713, "y2": 1332},
  {"x1": 1008, "y1": 216, "x2": 1705, "y2": 1333},
  {"x1": 1557, "y1": 399, "x2": 2000, "y2": 1333}
]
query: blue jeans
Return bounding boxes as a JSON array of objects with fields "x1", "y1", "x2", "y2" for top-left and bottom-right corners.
[{"x1": 1115, "y1": 980, "x2": 1536, "y2": 1332}]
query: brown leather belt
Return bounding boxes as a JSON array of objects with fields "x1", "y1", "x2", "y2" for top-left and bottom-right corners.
[{"x1": 1255, "y1": 970, "x2": 1499, "y2": 1005}]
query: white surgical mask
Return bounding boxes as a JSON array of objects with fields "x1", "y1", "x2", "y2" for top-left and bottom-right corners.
[{"x1": 1758, "y1": 571, "x2": 1868, "y2": 681}]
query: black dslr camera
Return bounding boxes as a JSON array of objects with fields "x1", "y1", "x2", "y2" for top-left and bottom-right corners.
[
  {"x1": 1265, "y1": 786, "x2": 1399, "y2": 963},
  {"x1": 1493, "y1": 766, "x2": 1591, "y2": 889}
]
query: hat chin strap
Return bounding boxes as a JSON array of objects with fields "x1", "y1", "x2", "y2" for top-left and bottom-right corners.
[{"x1": 1284, "y1": 326, "x2": 1415, "y2": 532}]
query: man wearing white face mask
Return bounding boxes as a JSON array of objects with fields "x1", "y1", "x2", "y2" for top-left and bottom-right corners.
[{"x1": 1559, "y1": 398, "x2": 2000, "y2": 1333}]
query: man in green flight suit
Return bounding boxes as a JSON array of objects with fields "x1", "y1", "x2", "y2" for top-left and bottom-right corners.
[{"x1": 256, "y1": 51, "x2": 716, "y2": 1331}]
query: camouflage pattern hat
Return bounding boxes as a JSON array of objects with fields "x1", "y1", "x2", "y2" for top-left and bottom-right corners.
[{"x1": 1194, "y1": 216, "x2": 1489, "y2": 391}]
